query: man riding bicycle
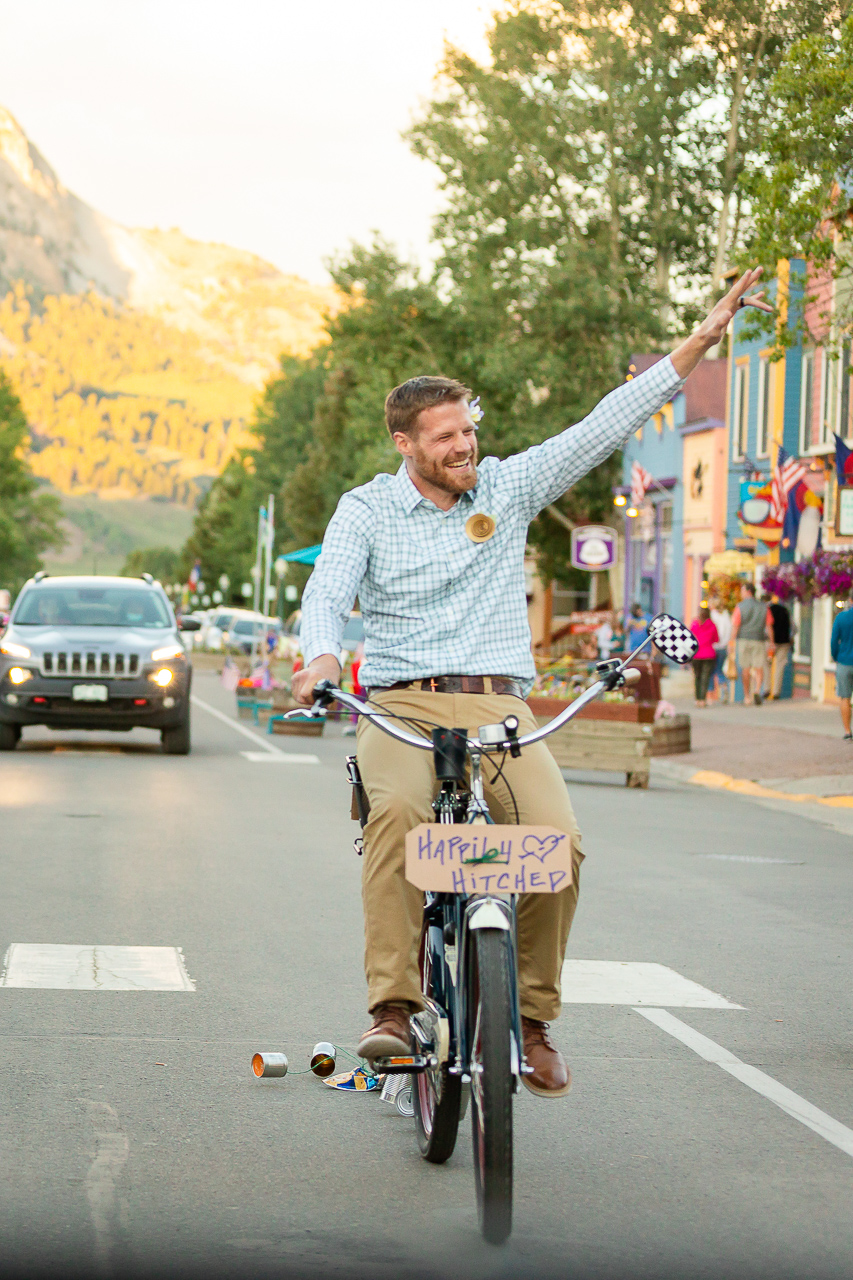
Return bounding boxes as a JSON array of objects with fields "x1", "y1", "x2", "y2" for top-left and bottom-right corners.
[{"x1": 293, "y1": 269, "x2": 771, "y2": 1096}]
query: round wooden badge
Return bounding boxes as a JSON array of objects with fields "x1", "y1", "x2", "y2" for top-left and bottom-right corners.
[{"x1": 465, "y1": 513, "x2": 496, "y2": 543}]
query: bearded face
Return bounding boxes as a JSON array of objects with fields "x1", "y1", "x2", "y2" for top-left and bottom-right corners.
[{"x1": 394, "y1": 399, "x2": 480, "y2": 499}]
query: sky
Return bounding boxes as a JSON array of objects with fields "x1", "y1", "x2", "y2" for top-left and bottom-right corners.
[{"x1": 0, "y1": 0, "x2": 495, "y2": 282}]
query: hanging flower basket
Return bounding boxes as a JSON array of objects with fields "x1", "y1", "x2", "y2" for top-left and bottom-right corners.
[{"x1": 762, "y1": 550, "x2": 853, "y2": 603}]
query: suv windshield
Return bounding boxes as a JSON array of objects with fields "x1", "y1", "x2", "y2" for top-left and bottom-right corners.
[{"x1": 15, "y1": 586, "x2": 172, "y2": 628}]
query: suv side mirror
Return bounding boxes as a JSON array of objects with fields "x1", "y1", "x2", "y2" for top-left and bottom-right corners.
[{"x1": 178, "y1": 617, "x2": 201, "y2": 632}]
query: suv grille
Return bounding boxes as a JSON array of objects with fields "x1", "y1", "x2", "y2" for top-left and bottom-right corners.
[{"x1": 41, "y1": 652, "x2": 140, "y2": 678}]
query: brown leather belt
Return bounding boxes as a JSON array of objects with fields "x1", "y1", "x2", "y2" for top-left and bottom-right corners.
[{"x1": 368, "y1": 675, "x2": 524, "y2": 698}]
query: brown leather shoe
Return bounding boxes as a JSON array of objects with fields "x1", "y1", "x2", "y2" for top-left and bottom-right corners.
[
  {"x1": 357, "y1": 1003, "x2": 411, "y2": 1063},
  {"x1": 521, "y1": 1017, "x2": 571, "y2": 1097}
]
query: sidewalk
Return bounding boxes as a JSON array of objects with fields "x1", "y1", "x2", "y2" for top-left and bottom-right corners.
[{"x1": 652, "y1": 695, "x2": 853, "y2": 837}]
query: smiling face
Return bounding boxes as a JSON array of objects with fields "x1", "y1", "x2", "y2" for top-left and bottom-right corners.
[{"x1": 392, "y1": 399, "x2": 479, "y2": 501}]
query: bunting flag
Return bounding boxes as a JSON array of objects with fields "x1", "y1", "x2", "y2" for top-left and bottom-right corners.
[
  {"x1": 835, "y1": 433, "x2": 853, "y2": 484},
  {"x1": 630, "y1": 460, "x2": 654, "y2": 505},
  {"x1": 771, "y1": 446, "x2": 807, "y2": 524}
]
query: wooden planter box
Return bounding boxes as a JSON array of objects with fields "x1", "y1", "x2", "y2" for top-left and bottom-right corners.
[
  {"x1": 648, "y1": 714, "x2": 690, "y2": 756},
  {"x1": 269, "y1": 715, "x2": 325, "y2": 737},
  {"x1": 528, "y1": 700, "x2": 691, "y2": 786}
]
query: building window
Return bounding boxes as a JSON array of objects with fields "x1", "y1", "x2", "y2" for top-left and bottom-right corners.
[
  {"x1": 841, "y1": 340, "x2": 851, "y2": 439},
  {"x1": 819, "y1": 349, "x2": 838, "y2": 447},
  {"x1": 799, "y1": 349, "x2": 814, "y2": 453},
  {"x1": 732, "y1": 363, "x2": 749, "y2": 460},
  {"x1": 757, "y1": 355, "x2": 772, "y2": 457}
]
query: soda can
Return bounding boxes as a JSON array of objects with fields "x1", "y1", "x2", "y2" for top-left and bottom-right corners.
[
  {"x1": 252, "y1": 1052, "x2": 288, "y2": 1078},
  {"x1": 310, "y1": 1042, "x2": 336, "y2": 1077}
]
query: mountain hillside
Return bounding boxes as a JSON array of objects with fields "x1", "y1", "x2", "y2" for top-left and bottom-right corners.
[
  {"x1": 0, "y1": 106, "x2": 338, "y2": 504},
  {"x1": 0, "y1": 106, "x2": 338, "y2": 379}
]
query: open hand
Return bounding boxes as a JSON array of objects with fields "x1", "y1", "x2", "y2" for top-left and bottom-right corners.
[
  {"x1": 672, "y1": 267, "x2": 775, "y2": 377},
  {"x1": 698, "y1": 268, "x2": 775, "y2": 347}
]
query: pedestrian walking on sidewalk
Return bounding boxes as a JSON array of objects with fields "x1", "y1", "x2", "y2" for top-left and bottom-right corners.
[
  {"x1": 710, "y1": 600, "x2": 732, "y2": 703},
  {"x1": 830, "y1": 588, "x2": 853, "y2": 739},
  {"x1": 690, "y1": 606, "x2": 719, "y2": 707},
  {"x1": 729, "y1": 582, "x2": 773, "y2": 706},
  {"x1": 764, "y1": 595, "x2": 792, "y2": 700}
]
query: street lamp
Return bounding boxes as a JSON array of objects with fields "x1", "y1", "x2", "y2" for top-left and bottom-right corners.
[
  {"x1": 613, "y1": 494, "x2": 627, "y2": 507},
  {"x1": 626, "y1": 507, "x2": 639, "y2": 518},
  {"x1": 212, "y1": 590, "x2": 222, "y2": 604},
  {"x1": 219, "y1": 573, "x2": 230, "y2": 592},
  {"x1": 241, "y1": 583, "x2": 252, "y2": 598}
]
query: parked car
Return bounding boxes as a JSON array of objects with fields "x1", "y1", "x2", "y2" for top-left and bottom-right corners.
[
  {"x1": 0, "y1": 573, "x2": 199, "y2": 753},
  {"x1": 225, "y1": 614, "x2": 282, "y2": 656},
  {"x1": 283, "y1": 610, "x2": 363, "y2": 661}
]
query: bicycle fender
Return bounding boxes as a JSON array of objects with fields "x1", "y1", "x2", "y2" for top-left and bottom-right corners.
[{"x1": 468, "y1": 900, "x2": 510, "y2": 931}]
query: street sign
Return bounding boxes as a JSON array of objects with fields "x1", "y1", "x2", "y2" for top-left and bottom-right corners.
[{"x1": 570, "y1": 525, "x2": 618, "y2": 571}]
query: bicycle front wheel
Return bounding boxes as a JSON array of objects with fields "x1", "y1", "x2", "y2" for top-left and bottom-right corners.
[{"x1": 467, "y1": 927, "x2": 513, "y2": 1245}]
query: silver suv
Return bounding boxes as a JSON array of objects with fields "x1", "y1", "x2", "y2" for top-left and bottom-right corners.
[{"x1": 0, "y1": 574, "x2": 199, "y2": 753}]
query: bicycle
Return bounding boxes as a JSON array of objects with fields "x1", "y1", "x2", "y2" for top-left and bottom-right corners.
[{"x1": 283, "y1": 613, "x2": 697, "y2": 1245}]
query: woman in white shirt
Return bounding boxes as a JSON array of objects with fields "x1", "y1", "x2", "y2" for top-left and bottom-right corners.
[{"x1": 710, "y1": 605, "x2": 732, "y2": 703}]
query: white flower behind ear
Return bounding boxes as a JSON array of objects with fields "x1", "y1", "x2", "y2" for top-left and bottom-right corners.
[{"x1": 469, "y1": 396, "x2": 484, "y2": 426}]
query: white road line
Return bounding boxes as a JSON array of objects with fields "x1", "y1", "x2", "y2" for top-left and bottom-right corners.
[
  {"x1": 240, "y1": 751, "x2": 320, "y2": 764},
  {"x1": 636, "y1": 1007, "x2": 853, "y2": 1160},
  {"x1": 561, "y1": 960, "x2": 742, "y2": 1008},
  {"x1": 191, "y1": 693, "x2": 319, "y2": 762},
  {"x1": 1, "y1": 944, "x2": 195, "y2": 991}
]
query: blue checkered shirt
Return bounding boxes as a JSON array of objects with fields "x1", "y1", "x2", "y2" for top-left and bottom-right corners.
[{"x1": 302, "y1": 355, "x2": 684, "y2": 694}]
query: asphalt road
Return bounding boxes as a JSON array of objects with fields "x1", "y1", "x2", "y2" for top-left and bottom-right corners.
[{"x1": 1, "y1": 672, "x2": 852, "y2": 1280}]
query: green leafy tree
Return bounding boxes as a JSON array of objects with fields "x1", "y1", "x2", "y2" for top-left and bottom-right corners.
[
  {"x1": 739, "y1": 15, "x2": 853, "y2": 350},
  {"x1": 183, "y1": 356, "x2": 324, "y2": 599},
  {"x1": 120, "y1": 547, "x2": 181, "y2": 583},
  {"x1": 0, "y1": 368, "x2": 64, "y2": 594},
  {"x1": 698, "y1": 0, "x2": 848, "y2": 290}
]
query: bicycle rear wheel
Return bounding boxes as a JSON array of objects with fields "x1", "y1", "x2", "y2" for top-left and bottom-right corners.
[
  {"x1": 467, "y1": 927, "x2": 513, "y2": 1244},
  {"x1": 413, "y1": 925, "x2": 461, "y2": 1163}
]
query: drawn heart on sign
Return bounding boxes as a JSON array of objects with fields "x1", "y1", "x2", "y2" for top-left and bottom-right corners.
[{"x1": 520, "y1": 833, "x2": 566, "y2": 863}]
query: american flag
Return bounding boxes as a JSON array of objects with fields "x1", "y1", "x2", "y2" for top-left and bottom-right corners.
[
  {"x1": 771, "y1": 446, "x2": 806, "y2": 524},
  {"x1": 630, "y1": 460, "x2": 655, "y2": 505}
]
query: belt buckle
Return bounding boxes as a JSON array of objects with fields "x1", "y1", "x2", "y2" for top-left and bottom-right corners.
[{"x1": 429, "y1": 678, "x2": 439, "y2": 694}]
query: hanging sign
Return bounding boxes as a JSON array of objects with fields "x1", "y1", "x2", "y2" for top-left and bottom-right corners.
[{"x1": 570, "y1": 525, "x2": 618, "y2": 571}]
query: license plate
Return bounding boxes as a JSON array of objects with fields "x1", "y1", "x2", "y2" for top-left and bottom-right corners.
[{"x1": 72, "y1": 684, "x2": 109, "y2": 702}]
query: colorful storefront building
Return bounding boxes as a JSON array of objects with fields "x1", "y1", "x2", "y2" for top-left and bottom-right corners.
[
  {"x1": 618, "y1": 355, "x2": 728, "y2": 624},
  {"x1": 724, "y1": 261, "x2": 852, "y2": 701}
]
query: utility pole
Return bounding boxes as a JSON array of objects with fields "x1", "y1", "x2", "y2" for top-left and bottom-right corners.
[{"x1": 261, "y1": 492, "x2": 274, "y2": 659}]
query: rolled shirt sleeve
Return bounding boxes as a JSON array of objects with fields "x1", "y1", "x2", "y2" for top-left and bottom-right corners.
[{"x1": 301, "y1": 494, "x2": 371, "y2": 666}]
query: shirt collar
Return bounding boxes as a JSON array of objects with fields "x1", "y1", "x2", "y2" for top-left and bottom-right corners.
[{"x1": 393, "y1": 462, "x2": 477, "y2": 514}]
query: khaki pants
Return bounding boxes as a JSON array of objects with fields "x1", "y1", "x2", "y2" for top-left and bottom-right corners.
[{"x1": 356, "y1": 688, "x2": 584, "y2": 1022}]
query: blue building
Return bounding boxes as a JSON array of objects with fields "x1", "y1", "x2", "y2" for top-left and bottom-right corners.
[{"x1": 618, "y1": 355, "x2": 728, "y2": 624}]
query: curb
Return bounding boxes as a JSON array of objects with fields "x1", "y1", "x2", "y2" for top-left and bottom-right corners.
[{"x1": 651, "y1": 759, "x2": 853, "y2": 809}]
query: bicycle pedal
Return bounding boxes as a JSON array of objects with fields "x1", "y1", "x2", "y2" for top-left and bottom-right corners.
[{"x1": 373, "y1": 1054, "x2": 434, "y2": 1075}]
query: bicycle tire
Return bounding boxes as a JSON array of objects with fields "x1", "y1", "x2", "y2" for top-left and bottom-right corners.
[
  {"x1": 468, "y1": 927, "x2": 513, "y2": 1245},
  {"x1": 413, "y1": 926, "x2": 462, "y2": 1163}
]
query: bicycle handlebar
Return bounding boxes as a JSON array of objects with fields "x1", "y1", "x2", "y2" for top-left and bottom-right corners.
[{"x1": 284, "y1": 633, "x2": 654, "y2": 755}]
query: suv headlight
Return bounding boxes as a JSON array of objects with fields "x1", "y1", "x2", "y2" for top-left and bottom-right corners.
[
  {"x1": 1, "y1": 642, "x2": 31, "y2": 659},
  {"x1": 151, "y1": 644, "x2": 184, "y2": 661},
  {"x1": 7, "y1": 667, "x2": 33, "y2": 684}
]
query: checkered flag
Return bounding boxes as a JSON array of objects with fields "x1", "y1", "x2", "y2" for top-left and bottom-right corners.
[{"x1": 649, "y1": 613, "x2": 698, "y2": 664}]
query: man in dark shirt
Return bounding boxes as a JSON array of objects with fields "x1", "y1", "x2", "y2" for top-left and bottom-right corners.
[
  {"x1": 764, "y1": 595, "x2": 792, "y2": 700},
  {"x1": 830, "y1": 589, "x2": 853, "y2": 739}
]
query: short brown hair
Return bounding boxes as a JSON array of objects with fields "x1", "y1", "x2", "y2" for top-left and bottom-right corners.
[{"x1": 384, "y1": 375, "x2": 471, "y2": 437}]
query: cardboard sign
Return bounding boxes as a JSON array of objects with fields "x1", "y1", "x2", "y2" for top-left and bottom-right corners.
[{"x1": 404, "y1": 824, "x2": 574, "y2": 895}]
